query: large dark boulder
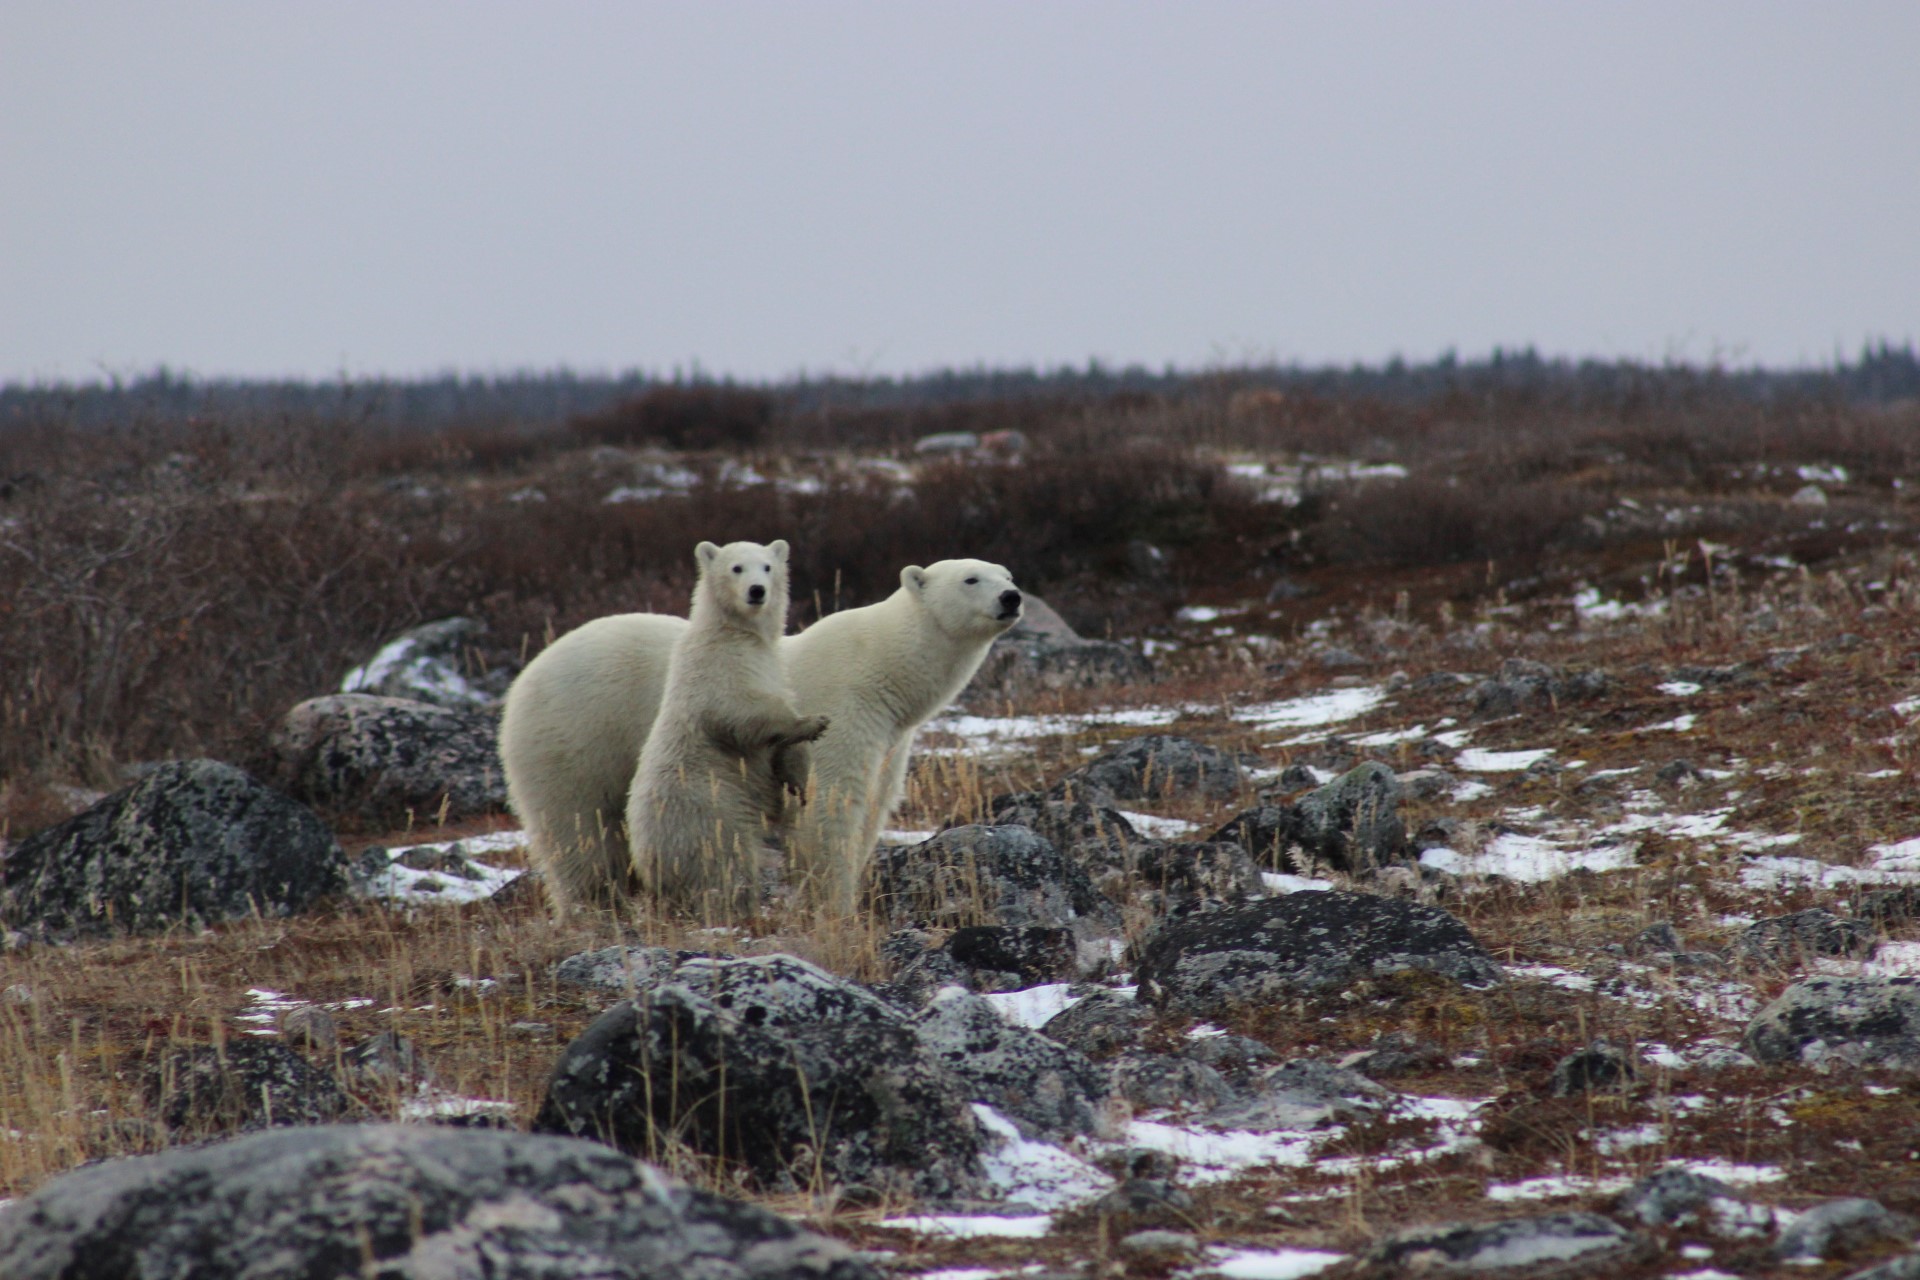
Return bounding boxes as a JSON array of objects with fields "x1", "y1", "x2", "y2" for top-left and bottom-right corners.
[
  {"x1": 0, "y1": 1123, "x2": 873, "y2": 1280},
  {"x1": 1049, "y1": 734, "x2": 1244, "y2": 806},
  {"x1": 1134, "y1": 890, "x2": 1502, "y2": 1017},
  {"x1": 1743, "y1": 976, "x2": 1920, "y2": 1069},
  {"x1": 0, "y1": 759, "x2": 348, "y2": 938},
  {"x1": 534, "y1": 954, "x2": 986, "y2": 1201},
  {"x1": 869, "y1": 825, "x2": 1120, "y2": 937},
  {"x1": 911, "y1": 988, "x2": 1110, "y2": 1139},
  {"x1": 147, "y1": 1041, "x2": 348, "y2": 1138},
  {"x1": 271, "y1": 693, "x2": 506, "y2": 826},
  {"x1": 1209, "y1": 762, "x2": 1407, "y2": 874}
]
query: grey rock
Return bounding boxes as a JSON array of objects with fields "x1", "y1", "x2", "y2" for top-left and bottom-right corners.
[
  {"x1": 942, "y1": 925, "x2": 1080, "y2": 989},
  {"x1": 1690, "y1": 1045, "x2": 1760, "y2": 1071},
  {"x1": 1040, "y1": 990, "x2": 1153, "y2": 1059},
  {"x1": 869, "y1": 825, "x2": 1120, "y2": 937},
  {"x1": 1088, "y1": 1175, "x2": 1195, "y2": 1225},
  {"x1": 988, "y1": 793, "x2": 1151, "y2": 877},
  {"x1": 1277, "y1": 762, "x2": 1320, "y2": 789},
  {"x1": 340, "y1": 616, "x2": 504, "y2": 708},
  {"x1": 1398, "y1": 767, "x2": 1457, "y2": 800},
  {"x1": 1611, "y1": 1166, "x2": 1773, "y2": 1236},
  {"x1": 961, "y1": 598, "x2": 1153, "y2": 706},
  {"x1": 271, "y1": 693, "x2": 506, "y2": 825},
  {"x1": 1049, "y1": 734, "x2": 1245, "y2": 806},
  {"x1": 1625, "y1": 920, "x2": 1682, "y2": 956},
  {"x1": 1183, "y1": 1033, "x2": 1279, "y2": 1082},
  {"x1": 1108, "y1": 1053, "x2": 1235, "y2": 1112},
  {"x1": 1207, "y1": 762, "x2": 1408, "y2": 875},
  {"x1": 341, "y1": 1030, "x2": 433, "y2": 1087},
  {"x1": 1206, "y1": 1058, "x2": 1387, "y2": 1130},
  {"x1": 1134, "y1": 890, "x2": 1503, "y2": 1018},
  {"x1": 1365, "y1": 1211, "x2": 1652, "y2": 1275},
  {"x1": 0, "y1": 759, "x2": 348, "y2": 938},
  {"x1": 1744, "y1": 976, "x2": 1920, "y2": 1069},
  {"x1": 1339, "y1": 1031, "x2": 1449, "y2": 1079},
  {"x1": 1549, "y1": 1041, "x2": 1637, "y2": 1096},
  {"x1": 911, "y1": 988, "x2": 1109, "y2": 1139},
  {"x1": 1857, "y1": 887, "x2": 1920, "y2": 927},
  {"x1": 1739, "y1": 907, "x2": 1878, "y2": 965},
  {"x1": 551, "y1": 945, "x2": 709, "y2": 995},
  {"x1": 1846, "y1": 1252, "x2": 1920, "y2": 1280},
  {"x1": 1290, "y1": 761, "x2": 1408, "y2": 873},
  {"x1": 1473, "y1": 658, "x2": 1613, "y2": 718},
  {"x1": 1775, "y1": 1198, "x2": 1917, "y2": 1263},
  {"x1": 1127, "y1": 841, "x2": 1264, "y2": 916},
  {"x1": 1118, "y1": 1229, "x2": 1200, "y2": 1258},
  {"x1": 535, "y1": 957, "x2": 985, "y2": 1201},
  {"x1": 278, "y1": 1004, "x2": 338, "y2": 1054},
  {"x1": 147, "y1": 1040, "x2": 347, "y2": 1137},
  {"x1": 0, "y1": 1123, "x2": 873, "y2": 1279}
]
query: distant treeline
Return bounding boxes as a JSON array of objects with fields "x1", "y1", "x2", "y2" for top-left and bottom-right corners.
[{"x1": 4, "y1": 342, "x2": 1917, "y2": 433}]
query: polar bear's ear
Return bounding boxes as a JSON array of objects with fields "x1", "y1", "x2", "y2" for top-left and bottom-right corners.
[
  {"x1": 901, "y1": 565, "x2": 927, "y2": 593},
  {"x1": 696, "y1": 541, "x2": 720, "y2": 567},
  {"x1": 769, "y1": 539, "x2": 790, "y2": 562}
]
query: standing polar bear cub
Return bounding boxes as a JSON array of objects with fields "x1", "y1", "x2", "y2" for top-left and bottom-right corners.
[
  {"x1": 497, "y1": 556, "x2": 1022, "y2": 914},
  {"x1": 625, "y1": 539, "x2": 827, "y2": 917}
]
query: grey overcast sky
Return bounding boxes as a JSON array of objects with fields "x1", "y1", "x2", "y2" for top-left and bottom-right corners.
[{"x1": 2, "y1": 2, "x2": 1915, "y2": 385}]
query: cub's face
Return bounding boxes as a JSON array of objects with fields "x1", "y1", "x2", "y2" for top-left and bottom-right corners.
[
  {"x1": 903, "y1": 558, "x2": 1023, "y2": 640},
  {"x1": 696, "y1": 539, "x2": 790, "y2": 617}
]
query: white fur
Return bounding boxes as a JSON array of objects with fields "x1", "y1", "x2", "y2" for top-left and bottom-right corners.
[
  {"x1": 497, "y1": 557, "x2": 1020, "y2": 913},
  {"x1": 625, "y1": 539, "x2": 825, "y2": 917}
]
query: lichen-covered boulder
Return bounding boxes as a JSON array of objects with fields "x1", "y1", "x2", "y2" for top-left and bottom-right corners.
[
  {"x1": 534, "y1": 954, "x2": 986, "y2": 1201},
  {"x1": 1134, "y1": 890, "x2": 1502, "y2": 1017},
  {"x1": 1049, "y1": 734, "x2": 1245, "y2": 805},
  {"x1": 0, "y1": 1123, "x2": 873, "y2": 1280},
  {"x1": 0, "y1": 759, "x2": 348, "y2": 939},
  {"x1": 1744, "y1": 976, "x2": 1920, "y2": 1069},
  {"x1": 911, "y1": 988, "x2": 1110, "y2": 1139},
  {"x1": 869, "y1": 825, "x2": 1120, "y2": 938},
  {"x1": 271, "y1": 693, "x2": 506, "y2": 825}
]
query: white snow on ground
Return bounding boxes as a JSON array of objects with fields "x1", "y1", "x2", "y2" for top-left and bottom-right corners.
[
  {"x1": 1739, "y1": 852, "x2": 1920, "y2": 892},
  {"x1": 1262, "y1": 873, "x2": 1336, "y2": 894},
  {"x1": 1660, "y1": 680, "x2": 1704, "y2": 696},
  {"x1": 974, "y1": 1106, "x2": 1113, "y2": 1210},
  {"x1": 1234, "y1": 687, "x2": 1387, "y2": 735},
  {"x1": 398, "y1": 1092, "x2": 516, "y2": 1122},
  {"x1": 1572, "y1": 587, "x2": 1668, "y2": 622},
  {"x1": 980, "y1": 983, "x2": 1082, "y2": 1029},
  {"x1": 880, "y1": 1215, "x2": 1055, "y2": 1239},
  {"x1": 1421, "y1": 834, "x2": 1637, "y2": 882},
  {"x1": 1636, "y1": 713, "x2": 1698, "y2": 733},
  {"x1": 235, "y1": 987, "x2": 308, "y2": 1035},
  {"x1": 923, "y1": 708, "x2": 1182, "y2": 755},
  {"x1": 906, "y1": 1271, "x2": 1003, "y2": 1280},
  {"x1": 1178, "y1": 605, "x2": 1224, "y2": 622},
  {"x1": 1120, "y1": 1118, "x2": 1318, "y2": 1182},
  {"x1": 1486, "y1": 1174, "x2": 1634, "y2": 1201},
  {"x1": 1206, "y1": 1247, "x2": 1347, "y2": 1279},
  {"x1": 1352, "y1": 724, "x2": 1428, "y2": 746},
  {"x1": 355, "y1": 833, "x2": 526, "y2": 905},
  {"x1": 1120, "y1": 810, "x2": 1200, "y2": 839},
  {"x1": 1455, "y1": 748, "x2": 1553, "y2": 772},
  {"x1": 882, "y1": 829, "x2": 938, "y2": 845}
]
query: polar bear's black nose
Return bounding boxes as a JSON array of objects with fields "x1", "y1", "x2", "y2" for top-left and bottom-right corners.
[
  {"x1": 747, "y1": 584, "x2": 767, "y2": 605},
  {"x1": 998, "y1": 589, "x2": 1022, "y2": 616}
]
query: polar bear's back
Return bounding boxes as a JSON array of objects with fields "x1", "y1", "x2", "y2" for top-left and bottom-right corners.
[{"x1": 500, "y1": 612, "x2": 688, "y2": 904}]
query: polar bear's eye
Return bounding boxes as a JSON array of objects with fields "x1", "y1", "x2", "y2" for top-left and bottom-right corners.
[
  {"x1": 732, "y1": 565, "x2": 743, "y2": 574},
  {"x1": 965, "y1": 577, "x2": 979, "y2": 585}
]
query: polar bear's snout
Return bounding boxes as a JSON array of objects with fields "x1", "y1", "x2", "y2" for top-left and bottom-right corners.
[
  {"x1": 997, "y1": 589, "x2": 1023, "y2": 620},
  {"x1": 747, "y1": 583, "x2": 768, "y2": 606}
]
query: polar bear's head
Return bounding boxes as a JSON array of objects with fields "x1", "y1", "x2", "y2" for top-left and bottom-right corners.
[
  {"x1": 695, "y1": 539, "x2": 791, "y2": 628},
  {"x1": 902, "y1": 558, "x2": 1023, "y2": 640}
]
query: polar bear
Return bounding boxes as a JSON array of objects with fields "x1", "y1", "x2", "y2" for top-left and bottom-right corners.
[
  {"x1": 624, "y1": 539, "x2": 828, "y2": 917},
  {"x1": 779, "y1": 560, "x2": 1023, "y2": 914},
  {"x1": 497, "y1": 558, "x2": 1022, "y2": 913}
]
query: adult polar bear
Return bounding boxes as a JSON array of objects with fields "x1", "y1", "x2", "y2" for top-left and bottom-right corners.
[{"x1": 499, "y1": 558, "x2": 1023, "y2": 914}]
